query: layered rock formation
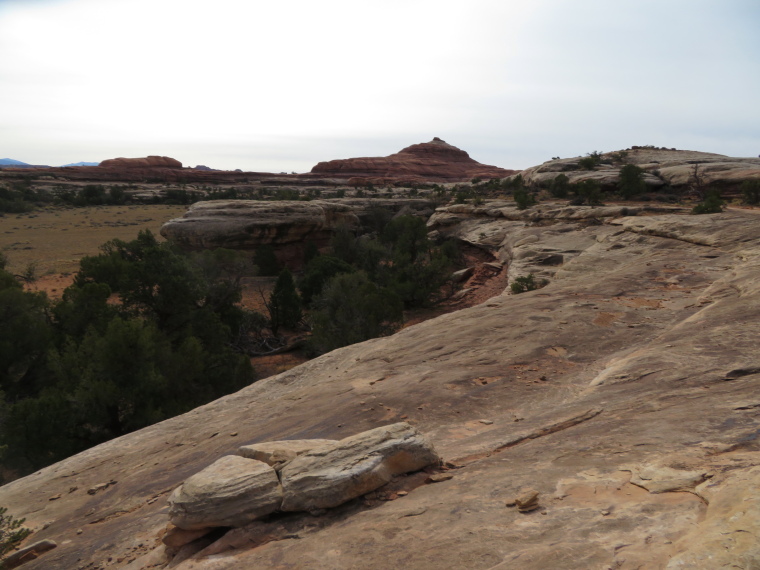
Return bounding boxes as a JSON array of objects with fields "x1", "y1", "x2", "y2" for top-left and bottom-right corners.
[
  {"x1": 515, "y1": 147, "x2": 760, "y2": 193},
  {"x1": 6, "y1": 204, "x2": 760, "y2": 568},
  {"x1": 159, "y1": 198, "x2": 435, "y2": 267},
  {"x1": 311, "y1": 137, "x2": 515, "y2": 183},
  {"x1": 99, "y1": 156, "x2": 183, "y2": 169}
]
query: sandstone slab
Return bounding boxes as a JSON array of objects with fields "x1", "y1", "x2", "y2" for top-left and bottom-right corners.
[
  {"x1": 168, "y1": 456, "x2": 281, "y2": 530},
  {"x1": 237, "y1": 439, "x2": 337, "y2": 469},
  {"x1": 280, "y1": 422, "x2": 439, "y2": 512}
]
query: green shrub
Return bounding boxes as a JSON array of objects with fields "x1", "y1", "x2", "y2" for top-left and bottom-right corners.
[
  {"x1": 549, "y1": 174, "x2": 570, "y2": 198},
  {"x1": 298, "y1": 255, "x2": 355, "y2": 305},
  {"x1": 691, "y1": 189, "x2": 725, "y2": 214},
  {"x1": 578, "y1": 151, "x2": 603, "y2": 171},
  {"x1": 513, "y1": 186, "x2": 537, "y2": 209},
  {"x1": 510, "y1": 274, "x2": 548, "y2": 294},
  {"x1": 570, "y1": 179, "x2": 604, "y2": 205},
  {"x1": 309, "y1": 272, "x2": 403, "y2": 354},
  {"x1": 265, "y1": 269, "x2": 302, "y2": 336},
  {"x1": 0, "y1": 506, "x2": 31, "y2": 559},
  {"x1": 618, "y1": 164, "x2": 647, "y2": 199},
  {"x1": 741, "y1": 180, "x2": 760, "y2": 205}
]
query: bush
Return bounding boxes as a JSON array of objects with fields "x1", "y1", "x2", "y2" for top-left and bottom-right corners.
[
  {"x1": 618, "y1": 164, "x2": 646, "y2": 199},
  {"x1": 298, "y1": 255, "x2": 355, "y2": 306},
  {"x1": 0, "y1": 506, "x2": 31, "y2": 559},
  {"x1": 570, "y1": 179, "x2": 604, "y2": 205},
  {"x1": 309, "y1": 272, "x2": 403, "y2": 354},
  {"x1": 510, "y1": 274, "x2": 549, "y2": 294},
  {"x1": 549, "y1": 174, "x2": 570, "y2": 198},
  {"x1": 265, "y1": 269, "x2": 301, "y2": 336},
  {"x1": 578, "y1": 151, "x2": 603, "y2": 171},
  {"x1": 691, "y1": 189, "x2": 725, "y2": 214},
  {"x1": 741, "y1": 180, "x2": 760, "y2": 205},
  {"x1": 513, "y1": 186, "x2": 537, "y2": 209}
]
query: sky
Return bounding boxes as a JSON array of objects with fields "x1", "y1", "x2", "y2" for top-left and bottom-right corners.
[{"x1": 1, "y1": 0, "x2": 759, "y2": 172}]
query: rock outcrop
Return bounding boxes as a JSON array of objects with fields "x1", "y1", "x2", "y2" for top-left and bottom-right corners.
[
  {"x1": 99, "y1": 156, "x2": 183, "y2": 169},
  {"x1": 8, "y1": 204, "x2": 760, "y2": 569},
  {"x1": 311, "y1": 137, "x2": 515, "y2": 182},
  {"x1": 167, "y1": 424, "x2": 437, "y2": 536},
  {"x1": 514, "y1": 147, "x2": 760, "y2": 193},
  {"x1": 159, "y1": 198, "x2": 435, "y2": 267},
  {"x1": 279, "y1": 422, "x2": 439, "y2": 512},
  {"x1": 167, "y1": 456, "x2": 282, "y2": 530}
]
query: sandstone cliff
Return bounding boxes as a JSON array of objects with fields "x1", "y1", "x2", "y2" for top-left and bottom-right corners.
[
  {"x1": 159, "y1": 198, "x2": 435, "y2": 267},
  {"x1": 311, "y1": 137, "x2": 515, "y2": 183},
  {"x1": 4, "y1": 205, "x2": 760, "y2": 568}
]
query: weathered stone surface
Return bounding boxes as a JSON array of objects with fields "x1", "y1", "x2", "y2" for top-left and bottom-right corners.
[
  {"x1": 280, "y1": 422, "x2": 439, "y2": 512},
  {"x1": 513, "y1": 147, "x2": 760, "y2": 193},
  {"x1": 160, "y1": 198, "x2": 434, "y2": 267},
  {"x1": 311, "y1": 137, "x2": 515, "y2": 182},
  {"x1": 237, "y1": 439, "x2": 337, "y2": 468},
  {"x1": 10, "y1": 206, "x2": 760, "y2": 569},
  {"x1": 628, "y1": 465, "x2": 707, "y2": 494},
  {"x1": 666, "y1": 466, "x2": 760, "y2": 567},
  {"x1": 168, "y1": 456, "x2": 281, "y2": 530},
  {"x1": 1, "y1": 539, "x2": 57, "y2": 569},
  {"x1": 162, "y1": 526, "x2": 214, "y2": 548}
]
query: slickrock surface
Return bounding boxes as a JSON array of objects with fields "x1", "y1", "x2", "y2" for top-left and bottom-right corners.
[
  {"x1": 6, "y1": 205, "x2": 760, "y2": 568},
  {"x1": 515, "y1": 147, "x2": 760, "y2": 191},
  {"x1": 311, "y1": 137, "x2": 515, "y2": 182}
]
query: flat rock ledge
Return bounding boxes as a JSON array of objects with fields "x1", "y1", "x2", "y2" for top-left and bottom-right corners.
[{"x1": 167, "y1": 422, "x2": 439, "y2": 531}]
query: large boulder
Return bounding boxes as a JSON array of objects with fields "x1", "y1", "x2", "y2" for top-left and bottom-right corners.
[
  {"x1": 237, "y1": 439, "x2": 337, "y2": 469},
  {"x1": 280, "y1": 422, "x2": 440, "y2": 512},
  {"x1": 167, "y1": 455, "x2": 281, "y2": 530},
  {"x1": 311, "y1": 137, "x2": 515, "y2": 182}
]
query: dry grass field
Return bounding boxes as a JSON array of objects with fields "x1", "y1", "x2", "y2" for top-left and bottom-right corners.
[{"x1": 0, "y1": 204, "x2": 188, "y2": 276}]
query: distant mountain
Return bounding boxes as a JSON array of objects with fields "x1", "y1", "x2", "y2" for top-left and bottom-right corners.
[
  {"x1": 61, "y1": 161, "x2": 100, "y2": 167},
  {"x1": 0, "y1": 158, "x2": 50, "y2": 168}
]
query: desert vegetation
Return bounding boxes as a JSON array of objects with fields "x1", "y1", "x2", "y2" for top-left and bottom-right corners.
[{"x1": 0, "y1": 234, "x2": 257, "y2": 476}]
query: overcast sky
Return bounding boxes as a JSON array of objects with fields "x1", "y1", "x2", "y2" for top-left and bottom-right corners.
[{"x1": 1, "y1": 0, "x2": 758, "y2": 172}]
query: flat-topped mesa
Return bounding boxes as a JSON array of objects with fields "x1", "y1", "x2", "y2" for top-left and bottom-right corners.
[
  {"x1": 98, "y1": 155, "x2": 183, "y2": 169},
  {"x1": 310, "y1": 138, "x2": 515, "y2": 182}
]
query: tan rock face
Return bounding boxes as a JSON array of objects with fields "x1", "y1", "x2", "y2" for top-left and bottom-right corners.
[
  {"x1": 159, "y1": 198, "x2": 435, "y2": 267},
  {"x1": 168, "y1": 456, "x2": 281, "y2": 530},
  {"x1": 280, "y1": 422, "x2": 440, "y2": 511},
  {"x1": 9, "y1": 205, "x2": 760, "y2": 569},
  {"x1": 237, "y1": 439, "x2": 337, "y2": 468},
  {"x1": 311, "y1": 137, "x2": 515, "y2": 182},
  {"x1": 514, "y1": 147, "x2": 760, "y2": 192}
]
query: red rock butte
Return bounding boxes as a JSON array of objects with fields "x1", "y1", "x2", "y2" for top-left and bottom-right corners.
[
  {"x1": 99, "y1": 156, "x2": 183, "y2": 169},
  {"x1": 310, "y1": 137, "x2": 515, "y2": 183}
]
